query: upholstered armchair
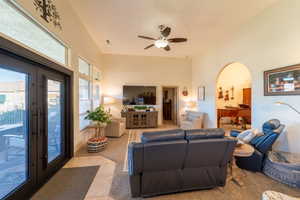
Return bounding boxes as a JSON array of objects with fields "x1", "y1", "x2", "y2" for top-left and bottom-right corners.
[
  {"x1": 105, "y1": 118, "x2": 126, "y2": 138},
  {"x1": 230, "y1": 119, "x2": 285, "y2": 172},
  {"x1": 180, "y1": 111, "x2": 205, "y2": 130}
]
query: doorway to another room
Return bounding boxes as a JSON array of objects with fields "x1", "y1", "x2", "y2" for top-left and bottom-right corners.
[
  {"x1": 162, "y1": 87, "x2": 178, "y2": 125},
  {"x1": 216, "y1": 63, "x2": 252, "y2": 130}
]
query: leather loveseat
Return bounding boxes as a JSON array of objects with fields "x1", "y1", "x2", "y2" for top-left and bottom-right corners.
[
  {"x1": 230, "y1": 119, "x2": 285, "y2": 172},
  {"x1": 128, "y1": 128, "x2": 236, "y2": 197}
]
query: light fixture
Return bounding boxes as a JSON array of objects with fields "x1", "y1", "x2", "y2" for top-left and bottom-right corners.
[
  {"x1": 275, "y1": 102, "x2": 300, "y2": 115},
  {"x1": 154, "y1": 39, "x2": 168, "y2": 48},
  {"x1": 186, "y1": 101, "x2": 197, "y2": 109},
  {"x1": 103, "y1": 96, "x2": 116, "y2": 113}
]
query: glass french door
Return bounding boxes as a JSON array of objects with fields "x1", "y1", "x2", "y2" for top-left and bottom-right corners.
[
  {"x1": 0, "y1": 50, "x2": 69, "y2": 200},
  {"x1": 37, "y1": 69, "x2": 66, "y2": 181},
  {"x1": 0, "y1": 52, "x2": 36, "y2": 200}
]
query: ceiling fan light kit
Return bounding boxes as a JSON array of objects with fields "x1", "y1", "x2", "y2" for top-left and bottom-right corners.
[
  {"x1": 154, "y1": 39, "x2": 169, "y2": 48},
  {"x1": 138, "y1": 25, "x2": 187, "y2": 51}
]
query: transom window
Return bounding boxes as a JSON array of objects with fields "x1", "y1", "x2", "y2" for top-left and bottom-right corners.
[{"x1": 0, "y1": 0, "x2": 68, "y2": 65}]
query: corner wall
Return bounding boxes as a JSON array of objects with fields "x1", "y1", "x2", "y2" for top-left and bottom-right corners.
[{"x1": 192, "y1": 0, "x2": 300, "y2": 153}]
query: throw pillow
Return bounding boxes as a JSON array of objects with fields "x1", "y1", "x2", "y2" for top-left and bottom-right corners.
[{"x1": 237, "y1": 129, "x2": 261, "y2": 144}]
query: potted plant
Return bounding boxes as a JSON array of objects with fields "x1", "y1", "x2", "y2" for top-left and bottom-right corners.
[{"x1": 85, "y1": 106, "x2": 112, "y2": 152}]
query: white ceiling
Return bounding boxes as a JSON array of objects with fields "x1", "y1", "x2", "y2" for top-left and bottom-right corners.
[{"x1": 68, "y1": 0, "x2": 278, "y2": 57}]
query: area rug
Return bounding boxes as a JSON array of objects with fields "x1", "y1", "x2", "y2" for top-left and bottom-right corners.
[
  {"x1": 122, "y1": 127, "x2": 177, "y2": 172},
  {"x1": 31, "y1": 166, "x2": 99, "y2": 200}
]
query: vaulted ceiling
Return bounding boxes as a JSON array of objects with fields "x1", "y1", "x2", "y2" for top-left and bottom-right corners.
[{"x1": 68, "y1": 0, "x2": 278, "y2": 57}]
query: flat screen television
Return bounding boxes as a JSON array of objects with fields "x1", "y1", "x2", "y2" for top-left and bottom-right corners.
[{"x1": 123, "y1": 86, "x2": 156, "y2": 105}]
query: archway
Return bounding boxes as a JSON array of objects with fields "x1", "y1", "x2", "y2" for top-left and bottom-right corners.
[{"x1": 216, "y1": 62, "x2": 252, "y2": 130}]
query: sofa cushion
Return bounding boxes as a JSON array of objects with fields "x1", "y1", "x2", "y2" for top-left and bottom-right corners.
[
  {"x1": 237, "y1": 129, "x2": 263, "y2": 144},
  {"x1": 185, "y1": 128, "x2": 225, "y2": 140},
  {"x1": 141, "y1": 129, "x2": 185, "y2": 143},
  {"x1": 143, "y1": 140, "x2": 187, "y2": 172}
]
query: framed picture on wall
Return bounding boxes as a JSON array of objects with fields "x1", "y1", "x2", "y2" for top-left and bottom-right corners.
[
  {"x1": 264, "y1": 64, "x2": 300, "y2": 96},
  {"x1": 197, "y1": 86, "x2": 205, "y2": 101}
]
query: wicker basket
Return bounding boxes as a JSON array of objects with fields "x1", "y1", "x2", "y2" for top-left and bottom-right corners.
[{"x1": 87, "y1": 137, "x2": 108, "y2": 153}]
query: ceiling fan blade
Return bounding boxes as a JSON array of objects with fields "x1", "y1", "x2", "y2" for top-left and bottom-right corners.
[
  {"x1": 164, "y1": 45, "x2": 171, "y2": 51},
  {"x1": 138, "y1": 35, "x2": 156, "y2": 40},
  {"x1": 144, "y1": 44, "x2": 154, "y2": 50},
  {"x1": 161, "y1": 27, "x2": 171, "y2": 37},
  {"x1": 168, "y1": 38, "x2": 187, "y2": 43}
]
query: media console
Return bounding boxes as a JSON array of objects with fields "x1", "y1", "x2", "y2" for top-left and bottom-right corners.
[{"x1": 121, "y1": 111, "x2": 158, "y2": 129}]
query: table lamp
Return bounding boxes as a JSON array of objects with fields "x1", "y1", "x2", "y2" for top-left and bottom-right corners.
[
  {"x1": 103, "y1": 96, "x2": 116, "y2": 113},
  {"x1": 186, "y1": 100, "x2": 197, "y2": 111}
]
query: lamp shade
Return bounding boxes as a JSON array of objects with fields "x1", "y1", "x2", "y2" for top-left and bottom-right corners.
[
  {"x1": 186, "y1": 101, "x2": 196, "y2": 109},
  {"x1": 103, "y1": 96, "x2": 116, "y2": 105}
]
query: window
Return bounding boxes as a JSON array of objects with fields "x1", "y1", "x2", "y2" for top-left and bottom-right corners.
[
  {"x1": 78, "y1": 58, "x2": 102, "y2": 130},
  {"x1": 0, "y1": 0, "x2": 67, "y2": 65},
  {"x1": 79, "y1": 58, "x2": 91, "y2": 130},
  {"x1": 92, "y1": 68, "x2": 101, "y2": 109}
]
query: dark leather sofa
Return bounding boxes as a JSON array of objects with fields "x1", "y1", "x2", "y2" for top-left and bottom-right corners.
[
  {"x1": 128, "y1": 128, "x2": 237, "y2": 197},
  {"x1": 230, "y1": 119, "x2": 285, "y2": 172}
]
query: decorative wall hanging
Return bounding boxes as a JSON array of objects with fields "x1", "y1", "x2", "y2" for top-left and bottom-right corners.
[
  {"x1": 224, "y1": 90, "x2": 229, "y2": 101},
  {"x1": 230, "y1": 86, "x2": 235, "y2": 100},
  {"x1": 34, "y1": 0, "x2": 62, "y2": 30},
  {"x1": 197, "y1": 86, "x2": 205, "y2": 101},
  {"x1": 182, "y1": 87, "x2": 188, "y2": 96},
  {"x1": 218, "y1": 87, "x2": 224, "y2": 99},
  {"x1": 264, "y1": 64, "x2": 300, "y2": 96}
]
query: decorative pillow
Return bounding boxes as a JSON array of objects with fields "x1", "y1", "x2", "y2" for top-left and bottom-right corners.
[{"x1": 237, "y1": 129, "x2": 262, "y2": 144}]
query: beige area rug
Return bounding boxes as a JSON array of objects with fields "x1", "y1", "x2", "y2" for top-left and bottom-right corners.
[{"x1": 123, "y1": 126, "x2": 178, "y2": 172}]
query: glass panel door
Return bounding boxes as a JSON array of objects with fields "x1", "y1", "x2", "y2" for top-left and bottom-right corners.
[
  {"x1": 47, "y1": 80, "x2": 62, "y2": 163},
  {"x1": 0, "y1": 67, "x2": 28, "y2": 199},
  {"x1": 37, "y1": 70, "x2": 66, "y2": 181},
  {"x1": 0, "y1": 46, "x2": 71, "y2": 200}
]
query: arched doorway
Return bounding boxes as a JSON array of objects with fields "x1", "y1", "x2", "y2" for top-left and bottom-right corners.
[{"x1": 216, "y1": 62, "x2": 252, "y2": 130}]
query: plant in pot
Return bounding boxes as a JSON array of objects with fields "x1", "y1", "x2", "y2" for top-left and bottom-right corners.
[{"x1": 85, "y1": 106, "x2": 112, "y2": 152}]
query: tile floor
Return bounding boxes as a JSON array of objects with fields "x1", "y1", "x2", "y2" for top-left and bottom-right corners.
[{"x1": 32, "y1": 125, "x2": 300, "y2": 200}]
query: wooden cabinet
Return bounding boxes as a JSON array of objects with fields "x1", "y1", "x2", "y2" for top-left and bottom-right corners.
[
  {"x1": 121, "y1": 111, "x2": 158, "y2": 129},
  {"x1": 243, "y1": 88, "x2": 251, "y2": 106}
]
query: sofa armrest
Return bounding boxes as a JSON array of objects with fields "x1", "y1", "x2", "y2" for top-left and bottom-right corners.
[
  {"x1": 128, "y1": 142, "x2": 143, "y2": 176},
  {"x1": 230, "y1": 129, "x2": 242, "y2": 137},
  {"x1": 220, "y1": 138, "x2": 237, "y2": 166},
  {"x1": 128, "y1": 142, "x2": 143, "y2": 197}
]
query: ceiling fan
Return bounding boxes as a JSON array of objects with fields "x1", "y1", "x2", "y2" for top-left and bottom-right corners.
[{"x1": 138, "y1": 25, "x2": 187, "y2": 51}]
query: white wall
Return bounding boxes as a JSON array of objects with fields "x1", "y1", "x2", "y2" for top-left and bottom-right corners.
[
  {"x1": 102, "y1": 54, "x2": 192, "y2": 125},
  {"x1": 216, "y1": 63, "x2": 251, "y2": 109},
  {"x1": 192, "y1": 0, "x2": 300, "y2": 153},
  {"x1": 12, "y1": 0, "x2": 104, "y2": 152}
]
